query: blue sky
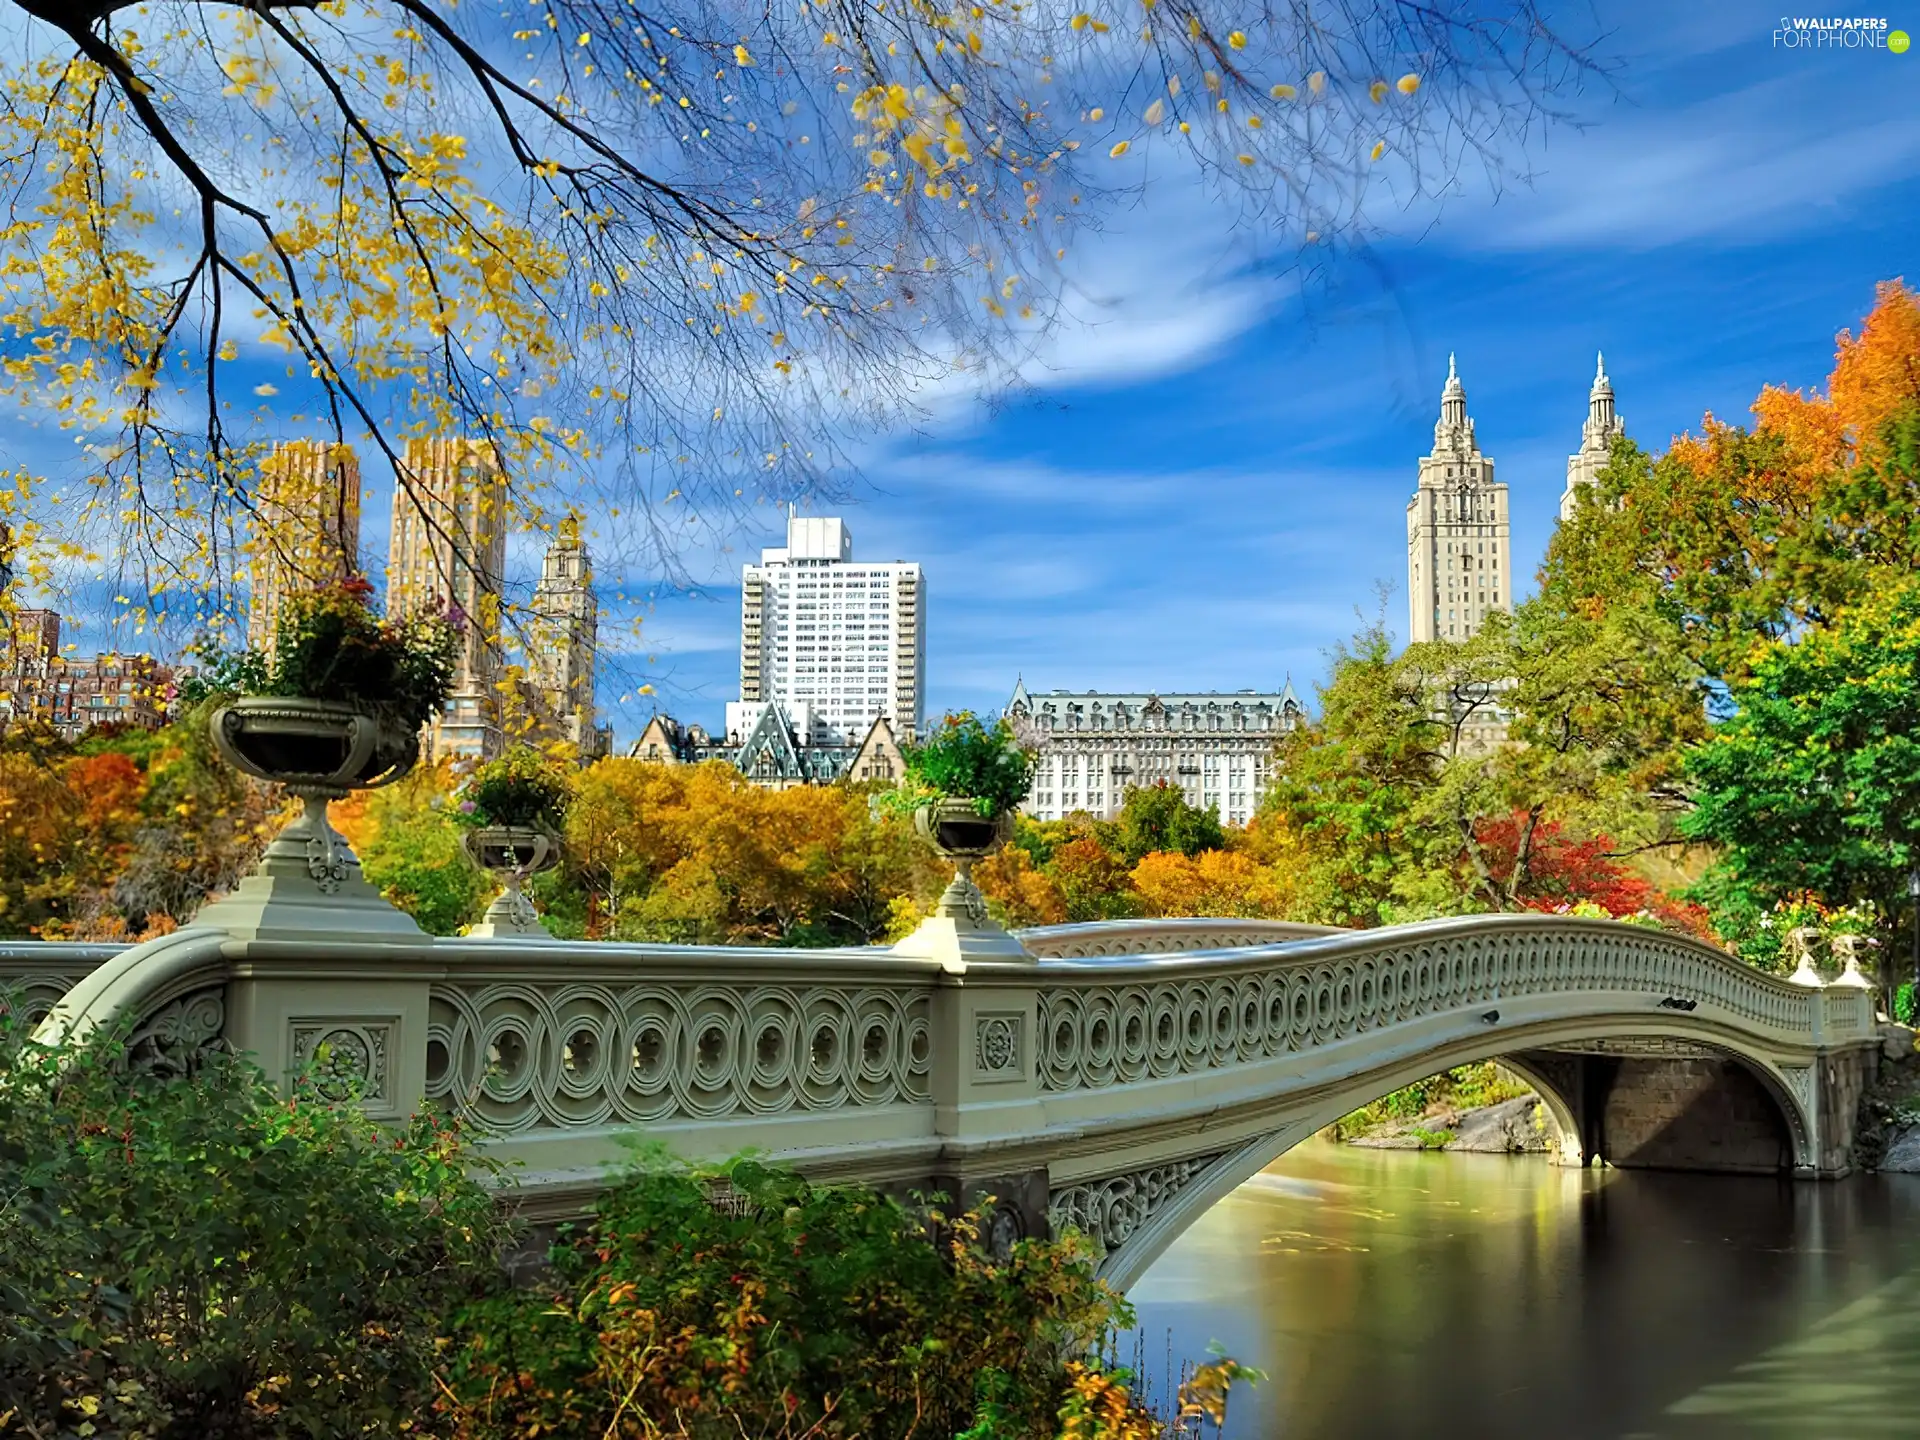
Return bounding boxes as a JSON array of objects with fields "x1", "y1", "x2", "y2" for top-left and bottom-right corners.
[
  {"x1": 21, "y1": 2, "x2": 1918, "y2": 746},
  {"x1": 617, "y1": 0, "x2": 1920, "y2": 740}
]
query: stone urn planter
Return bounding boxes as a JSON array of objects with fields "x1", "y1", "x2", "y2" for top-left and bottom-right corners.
[
  {"x1": 212, "y1": 696, "x2": 418, "y2": 797},
  {"x1": 908, "y1": 797, "x2": 1017, "y2": 943},
  {"x1": 462, "y1": 824, "x2": 560, "y2": 937},
  {"x1": 198, "y1": 696, "x2": 428, "y2": 941}
]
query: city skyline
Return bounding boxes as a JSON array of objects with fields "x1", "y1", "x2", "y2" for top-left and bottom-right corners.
[{"x1": 5, "y1": 0, "x2": 1914, "y2": 747}]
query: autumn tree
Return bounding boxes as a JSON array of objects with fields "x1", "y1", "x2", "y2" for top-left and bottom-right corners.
[
  {"x1": 1546, "y1": 281, "x2": 1920, "y2": 685},
  {"x1": 0, "y1": 0, "x2": 1602, "y2": 627},
  {"x1": 1266, "y1": 601, "x2": 1701, "y2": 926}
]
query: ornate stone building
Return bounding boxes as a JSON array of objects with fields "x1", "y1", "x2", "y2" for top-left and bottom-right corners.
[
  {"x1": 385, "y1": 437, "x2": 507, "y2": 763},
  {"x1": 524, "y1": 520, "x2": 610, "y2": 758},
  {"x1": 246, "y1": 440, "x2": 361, "y2": 655},
  {"x1": 1005, "y1": 681, "x2": 1305, "y2": 828},
  {"x1": 1406, "y1": 355, "x2": 1512, "y2": 645},
  {"x1": 1560, "y1": 353, "x2": 1627, "y2": 521},
  {"x1": 629, "y1": 705, "x2": 905, "y2": 791}
]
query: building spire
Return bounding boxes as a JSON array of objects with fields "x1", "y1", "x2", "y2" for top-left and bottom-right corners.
[
  {"x1": 1587, "y1": 350, "x2": 1617, "y2": 436},
  {"x1": 1439, "y1": 352, "x2": 1468, "y2": 433}
]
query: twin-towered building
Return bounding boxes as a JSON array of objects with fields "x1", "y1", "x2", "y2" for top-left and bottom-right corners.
[{"x1": 1406, "y1": 352, "x2": 1627, "y2": 646}]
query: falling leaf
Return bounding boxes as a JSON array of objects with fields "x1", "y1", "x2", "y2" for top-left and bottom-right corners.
[
  {"x1": 1270, "y1": 83, "x2": 1295, "y2": 99},
  {"x1": 1144, "y1": 98, "x2": 1165, "y2": 124},
  {"x1": 253, "y1": 382, "x2": 278, "y2": 397},
  {"x1": 1308, "y1": 70, "x2": 1325, "y2": 93},
  {"x1": 733, "y1": 43, "x2": 754, "y2": 66},
  {"x1": 1397, "y1": 73, "x2": 1421, "y2": 94},
  {"x1": 1109, "y1": 139, "x2": 1130, "y2": 156},
  {"x1": 1228, "y1": 30, "x2": 1246, "y2": 47},
  {"x1": 1369, "y1": 80, "x2": 1388, "y2": 103},
  {"x1": 1370, "y1": 139, "x2": 1385, "y2": 160}
]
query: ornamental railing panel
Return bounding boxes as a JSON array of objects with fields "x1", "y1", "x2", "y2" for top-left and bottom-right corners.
[
  {"x1": 424, "y1": 966, "x2": 936, "y2": 1134},
  {"x1": 1032, "y1": 917, "x2": 1831, "y2": 1095},
  {"x1": 0, "y1": 943, "x2": 126, "y2": 1026}
]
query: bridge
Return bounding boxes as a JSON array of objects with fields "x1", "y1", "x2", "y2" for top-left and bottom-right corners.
[{"x1": 15, "y1": 853, "x2": 1885, "y2": 1291}]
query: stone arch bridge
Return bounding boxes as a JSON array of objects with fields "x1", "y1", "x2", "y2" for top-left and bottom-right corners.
[{"x1": 18, "y1": 911, "x2": 1883, "y2": 1290}]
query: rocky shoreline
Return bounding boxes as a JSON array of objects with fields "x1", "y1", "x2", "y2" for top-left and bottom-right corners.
[{"x1": 1341, "y1": 1094, "x2": 1552, "y2": 1153}]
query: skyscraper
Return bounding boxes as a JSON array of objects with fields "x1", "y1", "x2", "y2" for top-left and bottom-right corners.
[
  {"x1": 731, "y1": 513, "x2": 924, "y2": 746},
  {"x1": 1560, "y1": 353, "x2": 1627, "y2": 521},
  {"x1": 528, "y1": 518, "x2": 604, "y2": 754},
  {"x1": 385, "y1": 437, "x2": 507, "y2": 762},
  {"x1": 246, "y1": 441, "x2": 361, "y2": 654},
  {"x1": 1406, "y1": 355, "x2": 1512, "y2": 645}
]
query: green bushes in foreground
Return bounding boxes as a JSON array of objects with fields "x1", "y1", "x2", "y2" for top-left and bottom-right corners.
[
  {"x1": 0, "y1": 1016, "x2": 511, "y2": 1438},
  {"x1": 0, "y1": 1009, "x2": 1251, "y2": 1439}
]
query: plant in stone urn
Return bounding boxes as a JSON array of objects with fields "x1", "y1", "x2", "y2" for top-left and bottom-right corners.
[
  {"x1": 450, "y1": 748, "x2": 571, "y2": 936},
  {"x1": 889, "y1": 712, "x2": 1035, "y2": 941},
  {"x1": 193, "y1": 576, "x2": 460, "y2": 937}
]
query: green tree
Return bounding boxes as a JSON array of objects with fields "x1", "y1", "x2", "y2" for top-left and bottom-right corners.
[
  {"x1": 1682, "y1": 579, "x2": 1920, "y2": 994},
  {"x1": 357, "y1": 770, "x2": 491, "y2": 935},
  {"x1": 1114, "y1": 781, "x2": 1226, "y2": 865}
]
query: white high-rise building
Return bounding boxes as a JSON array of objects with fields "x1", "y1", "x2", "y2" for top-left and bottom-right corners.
[
  {"x1": 1406, "y1": 355, "x2": 1512, "y2": 645},
  {"x1": 1559, "y1": 353, "x2": 1627, "y2": 521},
  {"x1": 729, "y1": 513, "x2": 925, "y2": 745}
]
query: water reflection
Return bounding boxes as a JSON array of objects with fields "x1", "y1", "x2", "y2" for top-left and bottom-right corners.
[{"x1": 1128, "y1": 1139, "x2": 1920, "y2": 1438}]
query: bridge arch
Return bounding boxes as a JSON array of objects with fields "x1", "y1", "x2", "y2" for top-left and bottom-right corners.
[{"x1": 1074, "y1": 1018, "x2": 1820, "y2": 1292}]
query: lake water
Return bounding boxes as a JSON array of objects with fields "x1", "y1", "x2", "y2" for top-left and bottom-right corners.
[{"x1": 1128, "y1": 1140, "x2": 1920, "y2": 1438}]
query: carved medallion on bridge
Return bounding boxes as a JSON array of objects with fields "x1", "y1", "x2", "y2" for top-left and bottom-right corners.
[
  {"x1": 1034, "y1": 927, "x2": 1832, "y2": 1093},
  {"x1": 291, "y1": 1020, "x2": 395, "y2": 1106},
  {"x1": 425, "y1": 981, "x2": 933, "y2": 1131},
  {"x1": 125, "y1": 987, "x2": 227, "y2": 1078},
  {"x1": 1048, "y1": 1152, "x2": 1228, "y2": 1261},
  {"x1": 974, "y1": 1012, "x2": 1025, "y2": 1081}
]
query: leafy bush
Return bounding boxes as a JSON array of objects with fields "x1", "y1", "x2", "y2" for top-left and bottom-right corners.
[
  {"x1": 0, "y1": 1012, "x2": 511, "y2": 1438},
  {"x1": 894, "y1": 711, "x2": 1037, "y2": 818},
  {"x1": 436, "y1": 1155, "x2": 1230, "y2": 1439},
  {"x1": 183, "y1": 575, "x2": 459, "y2": 732},
  {"x1": 451, "y1": 747, "x2": 572, "y2": 831}
]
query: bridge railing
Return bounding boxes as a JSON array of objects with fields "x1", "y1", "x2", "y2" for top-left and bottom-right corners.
[
  {"x1": 1026, "y1": 914, "x2": 1860, "y2": 1097},
  {"x1": 1, "y1": 942, "x2": 128, "y2": 1026},
  {"x1": 21, "y1": 905, "x2": 1883, "y2": 1214}
]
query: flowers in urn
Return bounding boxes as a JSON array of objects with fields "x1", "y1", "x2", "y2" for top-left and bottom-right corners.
[
  {"x1": 188, "y1": 575, "x2": 462, "y2": 929},
  {"x1": 883, "y1": 712, "x2": 1035, "y2": 938},
  {"x1": 198, "y1": 575, "x2": 460, "y2": 795},
  {"x1": 451, "y1": 748, "x2": 572, "y2": 937}
]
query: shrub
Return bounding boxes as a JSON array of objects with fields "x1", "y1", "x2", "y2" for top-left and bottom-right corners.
[
  {"x1": 451, "y1": 747, "x2": 572, "y2": 831},
  {"x1": 184, "y1": 575, "x2": 459, "y2": 733},
  {"x1": 436, "y1": 1155, "x2": 1225, "y2": 1439},
  {"x1": 893, "y1": 711, "x2": 1037, "y2": 819},
  {"x1": 0, "y1": 1012, "x2": 511, "y2": 1438}
]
